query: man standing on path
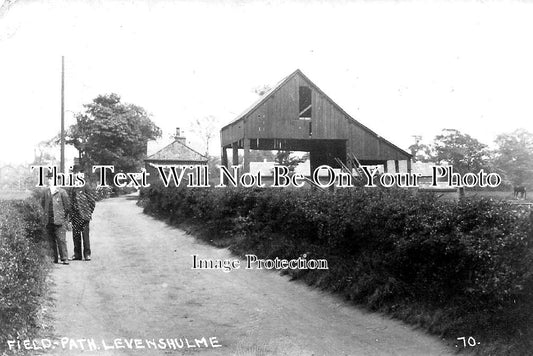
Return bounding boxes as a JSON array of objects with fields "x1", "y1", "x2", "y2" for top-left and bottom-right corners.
[
  {"x1": 41, "y1": 172, "x2": 71, "y2": 265},
  {"x1": 69, "y1": 165, "x2": 96, "y2": 261}
]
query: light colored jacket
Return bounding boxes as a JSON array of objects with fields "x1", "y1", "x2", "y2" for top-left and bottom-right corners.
[{"x1": 41, "y1": 188, "x2": 71, "y2": 226}]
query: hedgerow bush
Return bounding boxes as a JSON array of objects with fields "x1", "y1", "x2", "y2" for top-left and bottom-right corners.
[
  {"x1": 0, "y1": 199, "x2": 50, "y2": 352},
  {"x1": 142, "y1": 183, "x2": 533, "y2": 354}
]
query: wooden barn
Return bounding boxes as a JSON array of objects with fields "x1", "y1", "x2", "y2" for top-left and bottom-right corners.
[{"x1": 220, "y1": 69, "x2": 411, "y2": 174}]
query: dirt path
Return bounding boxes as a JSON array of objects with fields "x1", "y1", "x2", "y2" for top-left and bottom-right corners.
[{"x1": 45, "y1": 196, "x2": 453, "y2": 356}]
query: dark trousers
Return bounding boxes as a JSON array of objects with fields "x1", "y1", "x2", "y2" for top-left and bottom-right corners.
[
  {"x1": 73, "y1": 221, "x2": 91, "y2": 259},
  {"x1": 46, "y1": 224, "x2": 68, "y2": 262}
]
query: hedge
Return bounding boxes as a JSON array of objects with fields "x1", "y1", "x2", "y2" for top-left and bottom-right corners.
[
  {"x1": 0, "y1": 199, "x2": 50, "y2": 352},
  {"x1": 142, "y1": 183, "x2": 533, "y2": 355}
]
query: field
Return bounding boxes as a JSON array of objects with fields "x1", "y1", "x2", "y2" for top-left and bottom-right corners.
[
  {"x1": 426, "y1": 189, "x2": 533, "y2": 204},
  {"x1": 0, "y1": 189, "x2": 31, "y2": 200}
]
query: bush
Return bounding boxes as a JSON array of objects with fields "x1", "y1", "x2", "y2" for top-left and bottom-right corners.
[
  {"x1": 142, "y1": 183, "x2": 533, "y2": 355},
  {"x1": 0, "y1": 198, "x2": 50, "y2": 352}
]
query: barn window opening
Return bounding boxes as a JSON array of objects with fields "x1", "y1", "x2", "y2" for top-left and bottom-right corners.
[{"x1": 299, "y1": 86, "x2": 312, "y2": 119}]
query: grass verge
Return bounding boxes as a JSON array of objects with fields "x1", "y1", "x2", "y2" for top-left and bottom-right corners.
[{"x1": 141, "y1": 184, "x2": 533, "y2": 355}]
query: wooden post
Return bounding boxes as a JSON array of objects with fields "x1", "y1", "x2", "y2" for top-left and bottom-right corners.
[
  {"x1": 221, "y1": 146, "x2": 228, "y2": 168},
  {"x1": 458, "y1": 186, "x2": 465, "y2": 200},
  {"x1": 243, "y1": 139, "x2": 250, "y2": 173},
  {"x1": 309, "y1": 151, "x2": 318, "y2": 177},
  {"x1": 232, "y1": 143, "x2": 239, "y2": 167},
  {"x1": 394, "y1": 160, "x2": 399, "y2": 173},
  {"x1": 221, "y1": 146, "x2": 229, "y2": 185},
  {"x1": 60, "y1": 56, "x2": 65, "y2": 173},
  {"x1": 407, "y1": 159, "x2": 412, "y2": 174}
]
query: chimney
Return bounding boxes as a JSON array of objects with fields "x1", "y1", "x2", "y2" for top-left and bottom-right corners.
[{"x1": 174, "y1": 127, "x2": 186, "y2": 144}]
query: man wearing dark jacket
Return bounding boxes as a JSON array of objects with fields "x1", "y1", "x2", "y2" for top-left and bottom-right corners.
[
  {"x1": 41, "y1": 173, "x2": 71, "y2": 265},
  {"x1": 69, "y1": 168, "x2": 96, "y2": 261}
]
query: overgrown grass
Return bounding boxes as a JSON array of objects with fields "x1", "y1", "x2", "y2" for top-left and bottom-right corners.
[
  {"x1": 141, "y1": 183, "x2": 533, "y2": 355},
  {"x1": 0, "y1": 190, "x2": 31, "y2": 200},
  {"x1": 0, "y1": 198, "x2": 51, "y2": 354}
]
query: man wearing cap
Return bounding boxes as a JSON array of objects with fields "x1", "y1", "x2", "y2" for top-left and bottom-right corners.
[
  {"x1": 69, "y1": 166, "x2": 96, "y2": 261},
  {"x1": 41, "y1": 172, "x2": 71, "y2": 265}
]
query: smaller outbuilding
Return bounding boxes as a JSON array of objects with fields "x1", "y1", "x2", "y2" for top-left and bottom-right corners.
[{"x1": 144, "y1": 128, "x2": 208, "y2": 186}]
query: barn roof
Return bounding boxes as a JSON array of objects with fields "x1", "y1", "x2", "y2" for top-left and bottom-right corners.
[
  {"x1": 225, "y1": 72, "x2": 293, "y2": 127},
  {"x1": 145, "y1": 139, "x2": 207, "y2": 163},
  {"x1": 221, "y1": 69, "x2": 410, "y2": 158}
]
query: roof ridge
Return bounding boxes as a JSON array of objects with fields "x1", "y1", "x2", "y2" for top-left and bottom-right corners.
[
  {"x1": 221, "y1": 69, "x2": 410, "y2": 157},
  {"x1": 221, "y1": 69, "x2": 301, "y2": 130},
  {"x1": 174, "y1": 139, "x2": 209, "y2": 160},
  {"x1": 146, "y1": 140, "x2": 174, "y2": 160},
  {"x1": 295, "y1": 70, "x2": 411, "y2": 157},
  {"x1": 145, "y1": 139, "x2": 208, "y2": 161}
]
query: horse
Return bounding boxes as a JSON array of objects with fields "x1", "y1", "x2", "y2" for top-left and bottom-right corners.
[{"x1": 513, "y1": 186, "x2": 527, "y2": 199}]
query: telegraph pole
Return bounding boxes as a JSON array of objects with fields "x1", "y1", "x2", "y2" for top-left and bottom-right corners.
[{"x1": 60, "y1": 56, "x2": 65, "y2": 173}]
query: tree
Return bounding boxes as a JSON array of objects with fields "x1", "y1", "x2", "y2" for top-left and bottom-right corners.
[
  {"x1": 32, "y1": 136, "x2": 58, "y2": 166},
  {"x1": 0, "y1": 0, "x2": 19, "y2": 41},
  {"x1": 408, "y1": 135, "x2": 432, "y2": 162},
  {"x1": 249, "y1": 150, "x2": 276, "y2": 163},
  {"x1": 66, "y1": 93, "x2": 162, "y2": 173},
  {"x1": 274, "y1": 151, "x2": 308, "y2": 173},
  {"x1": 0, "y1": 0, "x2": 17, "y2": 19},
  {"x1": 187, "y1": 115, "x2": 220, "y2": 157},
  {"x1": 431, "y1": 129, "x2": 490, "y2": 174},
  {"x1": 493, "y1": 129, "x2": 533, "y2": 186}
]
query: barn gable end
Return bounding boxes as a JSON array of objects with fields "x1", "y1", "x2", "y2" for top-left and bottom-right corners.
[{"x1": 220, "y1": 69, "x2": 411, "y2": 173}]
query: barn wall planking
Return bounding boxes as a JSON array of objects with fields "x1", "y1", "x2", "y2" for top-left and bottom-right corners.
[
  {"x1": 221, "y1": 70, "x2": 411, "y2": 161},
  {"x1": 221, "y1": 122, "x2": 239, "y2": 146},
  {"x1": 265, "y1": 96, "x2": 274, "y2": 137},
  {"x1": 312, "y1": 89, "x2": 321, "y2": 137},
  {"x1": 243, "y1": 74, "x2": 310, "y2": 140},
  {"x1": 279, "y1": 79, "x2": 292, "y2": 135}
]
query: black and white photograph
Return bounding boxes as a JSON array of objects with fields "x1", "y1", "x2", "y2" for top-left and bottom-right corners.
[{"x1": 1, "y1": 1, "x2": 532, "y2": 355}]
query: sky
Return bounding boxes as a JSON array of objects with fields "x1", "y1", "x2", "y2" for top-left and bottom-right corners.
[{"x1": 1, "y1": 0, "x2": 533, "y2": 165}]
